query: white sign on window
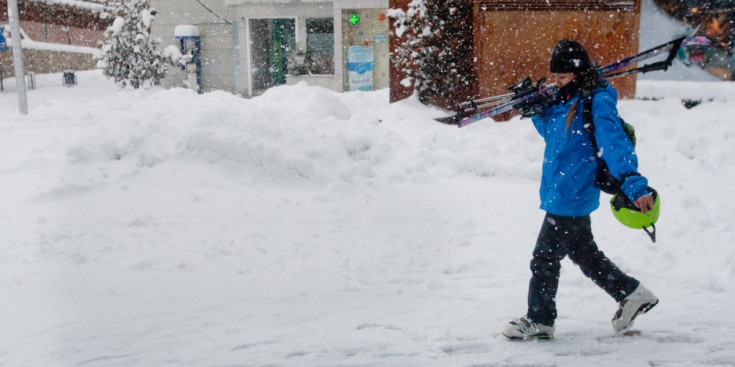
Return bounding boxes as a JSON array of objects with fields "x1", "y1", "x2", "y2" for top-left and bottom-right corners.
[{"x1": 347, "y1": 46, "x2": 373, "y2": 91}]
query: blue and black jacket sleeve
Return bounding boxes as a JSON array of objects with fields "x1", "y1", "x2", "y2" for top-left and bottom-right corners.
[{"x1": 591, "y1": 92, "x2": 650, "y2": 202}]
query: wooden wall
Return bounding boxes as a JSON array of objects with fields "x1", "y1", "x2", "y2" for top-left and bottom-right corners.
[
  {"x1": 0, "y1": 48, "x2": 98, "y2": 75},
  {"x1": 474, "y1": 0, "x2": 641, "y2": 102},
  {"x1": 0, "y1": 1, "x2": 107, "y2": 30},
  {"x1": 0, "y1": 1, "x2": 108, "y2": 76},
  {"x1": 389, "y1": 0, "x2": 642, "y2": 107}
]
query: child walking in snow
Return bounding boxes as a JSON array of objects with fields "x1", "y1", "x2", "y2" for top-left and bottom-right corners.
[{"x1": 503, "y1": 39, "x2": 659, "y2": 340}]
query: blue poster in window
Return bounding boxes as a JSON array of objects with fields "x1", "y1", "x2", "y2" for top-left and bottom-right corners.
[
  {"x1": 347, "y1": 46, "x2": 373, "y2": 91},
  {"x1": 0, "y1": 27, "x2": 6, "y2": 52}
]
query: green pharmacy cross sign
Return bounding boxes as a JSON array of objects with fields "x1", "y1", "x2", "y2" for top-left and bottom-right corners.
[{"x1": 348, "y1": 13, "x2": 360, "y2": 26}]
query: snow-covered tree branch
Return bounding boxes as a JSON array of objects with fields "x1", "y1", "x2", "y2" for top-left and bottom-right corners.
[
  {"x1": 389, "y1": 0, "x2": 477, "y2": 109},
  {"x1": 97, "y1": 0, "x2": 169, "y2": 89}
]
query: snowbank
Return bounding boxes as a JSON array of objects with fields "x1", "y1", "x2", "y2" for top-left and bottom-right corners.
[{"x1": 637, "y1": 80, "x2": 735, "y2": 101}]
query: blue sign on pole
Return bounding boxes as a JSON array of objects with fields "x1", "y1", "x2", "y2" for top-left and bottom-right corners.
[{"x1": 0, "y1": 27, "x2": 6, "y2": 52}]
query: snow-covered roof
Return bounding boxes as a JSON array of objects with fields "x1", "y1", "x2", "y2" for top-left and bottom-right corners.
[{"x1": 28, "y1": 0, "x2": 105, "y2": 13}]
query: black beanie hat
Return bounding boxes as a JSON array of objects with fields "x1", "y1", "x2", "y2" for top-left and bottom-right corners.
[{"x1": 550, "y1": 39, "x2": 593, "y2": 74}]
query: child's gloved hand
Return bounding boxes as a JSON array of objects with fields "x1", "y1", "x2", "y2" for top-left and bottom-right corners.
[
  {"x1": 515, "y1": 93, "x2": 551, "y2": 118},
  {"x1": 509, "y1": 76, "x2": 551, "y2": 118}
]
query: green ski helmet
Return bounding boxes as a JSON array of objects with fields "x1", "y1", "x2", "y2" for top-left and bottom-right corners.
[{"x1": 610, "y1": 187, "x2": 660, "y2": 243}]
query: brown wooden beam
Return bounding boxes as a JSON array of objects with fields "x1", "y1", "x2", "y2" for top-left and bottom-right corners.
[
  {"x1": 478, "y1": 0, "x2": 636, "y2": 11},
  {"x1": 0, "y1": 1, "x2": 109, "y2": 30}
]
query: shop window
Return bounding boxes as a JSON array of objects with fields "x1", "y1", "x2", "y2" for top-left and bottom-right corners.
[{"x1": 306, "y1": 18, "x2": 334, "y2": 75}]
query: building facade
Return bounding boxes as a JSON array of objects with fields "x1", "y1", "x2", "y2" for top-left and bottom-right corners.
[
  {"x1": 0, "y1": 0, "x2": 106, "y2": 76},
  {"x1": 150, "y1": 0, "x2": 390, "y2": 96},
  {"x1": 153, "y1": 0, "x2": 644, "y2": 107}
]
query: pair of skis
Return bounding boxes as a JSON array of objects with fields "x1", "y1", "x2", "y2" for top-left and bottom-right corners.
[{"x1": 436, "y1": 36, "x2": 687, "y2": 127}]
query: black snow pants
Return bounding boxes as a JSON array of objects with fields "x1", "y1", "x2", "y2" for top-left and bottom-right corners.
[{"x1": 527, "y1": 213, "x2": 640, "y2": 326}]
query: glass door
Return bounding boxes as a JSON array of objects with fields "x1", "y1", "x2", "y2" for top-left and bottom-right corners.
[{"x1": 249, "y1": 18, "x2": 296, "y2": 94}]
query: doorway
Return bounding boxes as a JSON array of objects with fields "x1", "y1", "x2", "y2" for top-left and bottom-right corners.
[{"x1": 249, "y1": 18, "x2": 296, "y2": 95}]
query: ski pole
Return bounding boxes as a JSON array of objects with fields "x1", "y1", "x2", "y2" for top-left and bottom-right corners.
[{"x1": 459, "y1": 92, "x2": 515, "y2": 107}]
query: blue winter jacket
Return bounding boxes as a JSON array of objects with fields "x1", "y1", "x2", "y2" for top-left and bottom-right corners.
[{"x1": 531, "y1": 83, "x2": 649, "y2": 217}]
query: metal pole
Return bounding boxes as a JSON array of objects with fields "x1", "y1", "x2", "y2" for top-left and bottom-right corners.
[
  {"x1": 245, "y1": 18, "x2": 252, "y2": 97},
  {"x1": 195, "y1": 37, "x2": 202, "y2": 94},
  {"x1": 7, "y1": 0, "x2": 28, "y2": 115},
  {"x1": 232, "y1": 18, "x2": 242, "y2": 95}
]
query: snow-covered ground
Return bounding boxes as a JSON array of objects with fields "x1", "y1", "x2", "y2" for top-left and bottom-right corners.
[{"x1": 1, "y1": 71, "x2": 735, "y2": 367}]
